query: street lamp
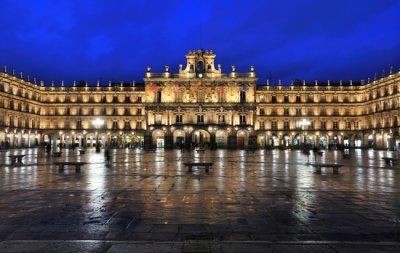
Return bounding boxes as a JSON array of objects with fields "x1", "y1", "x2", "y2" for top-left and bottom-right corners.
[{"x1": 93, "y1": 118, "x2": 104, "y2": 151}]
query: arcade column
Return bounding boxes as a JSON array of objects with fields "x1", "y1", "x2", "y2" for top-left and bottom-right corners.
[
  {"x1": 164, "y1": 132, "x2": 173, "y2": 149},
  {"x1": 227, "y1": 134, "x2": 237, "y2": 149},
  {"x1": 143, "y1": 133, "x2": 153, "y2": 149},
  {"x1": 210, "y1": 132, "x2": 217, "y2": 150}
]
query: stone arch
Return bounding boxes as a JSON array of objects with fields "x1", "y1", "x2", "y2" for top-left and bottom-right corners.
[
  {"x1": 192, "y1": 129, "x2": 210, "y2": 148},
  {"x1": 354, "y1": 134, "x2": 362, "y2": 148},
  {"x1": 343, "y1": 135, "x2": 350, "y2": 147},
  {"x1": 152, "y1": 129, "x2": 165, "y2": 148},
  {"x1": 236, "y1": 129, "x2": 249, "y2": 148},
  {"x1": 269, "y1": 133, "x2": 279, "y2": 147},
  {"x1": 216, "y1": 129, "x2": 228, "y2": 148},
  {"x1": 257, "y1": 133, "x2": 267, "y2": 147},
  {"x1": 282, "y1": 133, "x2": 291, "y2": 147},
  {"x1": 319, "y1": 135, "x2": 328, "y2": 149},
  {"x1": 173, "y1": 129, "x2": 185, "y2": 148}
]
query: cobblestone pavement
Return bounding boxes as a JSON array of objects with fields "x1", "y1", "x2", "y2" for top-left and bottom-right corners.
[{"x1": 0, "y1": 148, "x2": 399, "y2": 252}]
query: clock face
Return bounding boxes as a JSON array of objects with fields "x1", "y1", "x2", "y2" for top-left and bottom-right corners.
[{"x1": 197, "y1": 73, "x2": 203, "y2": 78}]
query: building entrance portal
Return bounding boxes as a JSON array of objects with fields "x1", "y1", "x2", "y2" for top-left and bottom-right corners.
[{"x1": 192, "y1": 130, "x2": 210, "y2": 148}]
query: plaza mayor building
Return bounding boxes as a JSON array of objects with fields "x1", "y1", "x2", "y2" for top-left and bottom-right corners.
[{"x1": 0, "y1": 49, "x2": 399, "y2": 150}]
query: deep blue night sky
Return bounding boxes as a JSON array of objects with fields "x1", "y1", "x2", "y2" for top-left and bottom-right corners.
[{"x1": 1, "y1": 0, "x2": 400, "y2": 86}]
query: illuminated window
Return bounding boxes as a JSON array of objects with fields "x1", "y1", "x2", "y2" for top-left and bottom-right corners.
[
  {"x1": 259, "y1": 121, "x2": 265, "y2": 129},
  {"x1": 333, "y1": 121, "x2": 339, "y2": 129}
]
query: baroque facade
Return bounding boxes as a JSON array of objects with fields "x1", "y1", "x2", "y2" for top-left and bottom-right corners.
[{"x1": 0, "y1": 49, "x2": 399, "y2": 150}]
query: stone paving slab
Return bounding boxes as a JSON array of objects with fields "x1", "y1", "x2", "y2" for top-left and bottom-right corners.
[
  {"x1": 0, "y1": 148, "x2": 400, "y2": 252},
  {"x1": 1, "y1": 240, "x2": 400, "y2": 253}
]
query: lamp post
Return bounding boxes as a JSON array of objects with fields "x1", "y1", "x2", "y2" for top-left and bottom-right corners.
[{"x1": 93, "y1": 118, "x2": 104, "y2": 152}]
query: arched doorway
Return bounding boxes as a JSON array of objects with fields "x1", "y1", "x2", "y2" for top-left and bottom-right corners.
[
  {"x1": 354, "y1": 134, "x2": 362, "y2": 148},
  {"x1": 236, "y1": 129, "x2": 249, "y2": 148},
  {"x1": 270, "y1": 134, "x2": 279, "y2": 147},
  {"x1": 216, "y1": 130, "x2": 228, "y2": 148},
  {"x1": 257, "y1": 133, "x2": 267, "y2": 148},
  {"x1": 173, "y1": 129, "x2": 185, "y2": 148},
  {"x1": 192, "y1": 129, "x2": 210, "y2": 148},
  {"x1": 152, "y1": 129, "x2": 165, "y2": 148},
  {"x1": 293, "y1": 134, "x2": 301, "y2": 146},
  {"x1": 367, "y1": 134, "x2": 374, "y2": 148},
  {"x1": 282, "y1": 134, "x2": 291, "y2": 147},
  {"x1": 343, "y1": 135, "x2": 350, "y2": 148},
  {"x1": 319, "y1": 136, "x2": 327, "y2": 149}
]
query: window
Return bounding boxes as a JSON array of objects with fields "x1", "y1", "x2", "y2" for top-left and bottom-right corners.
[
  {"x1": 259, "y1": 121, "x2": 265, "y2": 129},
  {"x1": 271, "y1": 121, "x2": 277, "y2": 130},
  {"x1": 296, "y1": 95, "x2": 301, "y2": 103},
  {"x1": 137, "y1": 96, "x2": 142, "y2": 102},
  {"x1": 346, "y1": 122, "x2": 351, "y2": 129},
  {"x1": 77, "y1": 119, "x2": 82, "y2": 129},
  {"x1": 259, "y1": 109, "x2": 265, "y2": 115},
  {"x1": 333, "y1": 121, "x2": 339, "y2": 129},
  {"x1": 354, "y1": 121, "x2": 359, "y2": 129},
  {"x1": 284, "y1": 95, "x2": 289, "y2": 103},
  {"x1": 284, "y1": 121, "x2": 289, "y2": 130},
  {"x1": 137, "y1": 109, "x2": 142, "y2": 115},
  {"x1": 176, "y1": 115, "x2": 182, "y2": 124},
  {"x1": 321, "y1": 121, "x2": 326, "y2": 130},
  {"x1": 307, "y1": 95, "x2": 314, "y2": 103},
  {"x1": 197, "y1": 115, "x2": 204, "y2": 123},
  {"x1": 136, "y1": 121, "x2": 142, "y2": 129},
  {"x1": 239, "y1": 115, "x2": 246, "y2": 124},
  {"x1": 271, "y1": 95, "x2": 277, "y2": 103},
  {"x1": 296, "y1": 108, "x2": 302, "y2": 116},
  {"x1": 155, "y1": 114, "x2": 162, "y2": 124},
  {"x1": 218, "y1": 115, "x2": 225, "y2": 124},
  {"x1": 156, "y1": 91, "x2": 162, "y2": 103},
  {"x1": 112, "y1": 121, "x2": 118, "y2": 130},
  {"x1": 284, "y1": 108, "x2": 289, "y2": 116},
  {"x1": 240, "y1": 91, "x2": 246, "y2": 103}
]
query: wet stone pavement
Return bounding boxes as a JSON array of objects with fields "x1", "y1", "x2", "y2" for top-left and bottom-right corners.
[{"x1": 0, "y1": 148, "x2": 399, "y2": 252}]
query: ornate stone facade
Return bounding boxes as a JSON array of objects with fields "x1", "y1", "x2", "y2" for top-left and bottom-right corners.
[{"x1": 0, "y1": 50, "x2": 399, "y2": 150}]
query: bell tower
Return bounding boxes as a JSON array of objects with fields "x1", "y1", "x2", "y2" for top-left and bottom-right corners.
[{"x1": 179, "y1": 49, "x2": 221, "y2": 78}]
